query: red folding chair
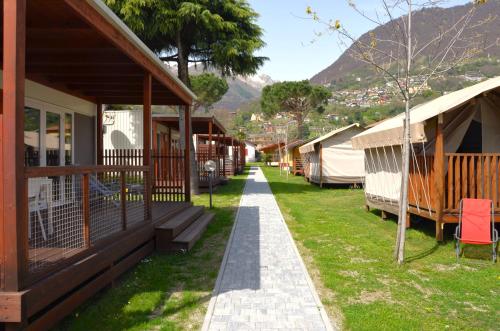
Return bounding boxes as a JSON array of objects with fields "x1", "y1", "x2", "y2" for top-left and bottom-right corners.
[{"x1": 455, "y1": 199, "x2": 498, "y2": 262}]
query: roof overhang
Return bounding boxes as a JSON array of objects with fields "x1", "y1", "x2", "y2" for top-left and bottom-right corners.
[
  {"x1": 0, "y1": 0, "x2": 196, "y2": 106},
  {"x1": 153, "y1": 115, "x2": 226, "y2": 134},
  {"x1": 299, "y1": 124, "x2": 361, "y2": 154},
  {"x1": 351, "y1": 77, "x2": 500, "y2": 149}
]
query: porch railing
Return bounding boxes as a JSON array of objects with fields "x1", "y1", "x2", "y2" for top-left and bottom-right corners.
[
  {"x1": 196, "y1": 152, "x2": 225, "y2": 181},
  {"x1": 445, "y1": 153, "x2": 500, "y2": 212},
  {"x1": 104, "y1": 149, "x2": 186, "y2": 202},
  {"x1": 24, "y1": 165, "x2": 150, "y2": 282},
  {"x1": 408, "y1": 153, "x2": 500, "y2": 215}
]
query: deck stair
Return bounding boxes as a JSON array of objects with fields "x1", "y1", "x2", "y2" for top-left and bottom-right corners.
[{"x1": 155, "y1": 206, "x2": 215, "y2": 252}]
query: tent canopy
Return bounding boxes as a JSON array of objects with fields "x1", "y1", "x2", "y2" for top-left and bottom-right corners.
[
  {"x1": 299, "y1": 124, "x2": 361, "y2": 154},
  {"x1": 351, "y1": 77, "x2": 500, "y2": 149}
]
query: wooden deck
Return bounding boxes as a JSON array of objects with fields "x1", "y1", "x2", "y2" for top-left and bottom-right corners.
[{"x1": 2, "y1": 200, "x2": 192, "y2": 330}]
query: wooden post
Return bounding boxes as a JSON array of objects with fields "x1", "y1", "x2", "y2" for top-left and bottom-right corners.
[
  {"x1": 208, "y1": 119, "x2": 213, "y2": 160},
  {"x1": 231, "y1": 137, "x2": 235, "y2": 175},
  {"x1": 120, "y1": 171, "x2": 127, "y2": 230},
  {"x1": 96, "y1": 103, "x2": 103, "y2": 165},
  {"x1": 319, "y1": 144, "x2": 323, "y2": 188},
  {"x1": 433, "y1": 114, "x2": 445, "y2": 241},
  {"x1": 152, "y1": 120, "x2": 158, "y2": 182},
  {"x1": 167, "y1": 128, "x2": 172, "y2": 181},
  {"x1": 143, "y1": 73, "x2": 152, "y2": 219},
  {"x1": 222, "y1": 133, "x2": 227, "y2": 177},
  {"x1": 2, "y1": 0, "x2": 26, "y2": 292},
  {"x1": 184, "y1": 106, "x2": 191, "y2": 202},
  {"x1": 82, "y1": 174, "x2": 90, "y2": 248}
]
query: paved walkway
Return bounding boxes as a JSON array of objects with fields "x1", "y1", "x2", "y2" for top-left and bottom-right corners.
[{"x1": 202, "y1": 167, "x2": 334, "y2": 331}]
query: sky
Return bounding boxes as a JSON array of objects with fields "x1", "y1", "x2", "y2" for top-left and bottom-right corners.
[{"x1": 248, "y1": 0, "x2": 470, "y2": 81}]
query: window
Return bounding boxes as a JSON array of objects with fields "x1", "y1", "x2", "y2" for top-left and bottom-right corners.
[
  {"x1": 24, "y1": 107, "x2": 41, "y2": 166},
  {"x1": 65, "y1": 114, "x2": 72, "y2": 165},
  {"x1": 24, "y1": 104, "x2": 73, "y2": 167},
  {"x1": 46, "y1": 112, "x2": 61, "y2": 166}
]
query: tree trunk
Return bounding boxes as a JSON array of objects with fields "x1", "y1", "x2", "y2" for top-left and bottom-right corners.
[
  {"x1": 176, "y1": 30, "x2": 199, "y2": 195},
  {"x1": 395, "y1": 98, "x2": 411, "y2": 264},
  {"x1": 296, "y1": 114, "x2": 305, "y2": 140},
  {"x1": 395, "y1": 2, "x2": 412, "y2": 264}
]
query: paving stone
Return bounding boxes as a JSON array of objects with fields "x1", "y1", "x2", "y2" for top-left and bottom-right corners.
[{"x1": 204, "y1": 167, "x2": 332, "y2": 330}]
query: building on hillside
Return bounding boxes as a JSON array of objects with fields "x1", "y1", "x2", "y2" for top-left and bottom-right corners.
[
  {"x1": 351, "y1": 77, "x2": 500, "y2": 240},
  {"x1": 250, "y1": 113, "x2": 264, "y2": 122},
  {"x1": 299, "y1": 124, "x2": 365, "y2": 186}
]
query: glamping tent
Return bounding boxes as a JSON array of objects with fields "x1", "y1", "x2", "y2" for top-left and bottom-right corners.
[
  {"x1": 299, "y1": 124, "x2": 365, "y2": 186},
  {"x1": 351, "y1": 77, "x2": 500, "y2": 240}
]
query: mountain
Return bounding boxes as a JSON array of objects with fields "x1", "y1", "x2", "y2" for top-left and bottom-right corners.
[
  {"x1": 310, "y1": 1, "x2": 500, "y2": 85},
  {"x1": 166, "y1": 64, "x2": 274, "y2": 111},
  {"x1": 215, "y1": 74, "x2": 275, "y2": 110}
]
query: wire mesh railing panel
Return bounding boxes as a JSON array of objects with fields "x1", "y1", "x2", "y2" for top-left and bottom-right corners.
[
  {"x1": 125, "y1": 171, "x2": 147, "y2": 227},
  {"x1": 89, "y1": 171, "x2": 123, "y2": 244},
  {"x1": 28, "y1": 174, "x2": 85, "y2": 273},
  {"x1": 24, "y1": 165, "x2": 152, "y2": 279}
]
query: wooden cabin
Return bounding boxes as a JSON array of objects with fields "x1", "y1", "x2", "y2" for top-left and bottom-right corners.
[
  {"x1": 351, "y1": 77, "x2": 500, "y2": 240},
  {"x1": 299, "y1": 124, "x2": 365, "y2": 186},
  {"x1": 0, "y1": 1, "x2": 216, "y2": 329},
  {"x1": 151, "y1": 116, "x2": 244, "y2": 187},
  {"x1": 279, "y1": 140, "x2": 308, "y2": 175},
  {"x1": 196, "y1": 134, "x2": 246, "y2": 178}
]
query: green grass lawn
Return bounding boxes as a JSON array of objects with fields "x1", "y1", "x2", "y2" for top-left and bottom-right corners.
[
  {"x1": 260, "y1": 165, "x2": 499, "y2": 331},
  {"x1": 55, "y1": 169, "x2": 248, "y2": 331}
]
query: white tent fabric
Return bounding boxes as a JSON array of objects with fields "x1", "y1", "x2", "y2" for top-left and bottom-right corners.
[
  {"x1": 364, "y1": 146, "x2": 402, "y2": 202},
  {"x1": 351, "y1": 76, "x2": 500, "y2": 149},
  {"x1": 300, "y1": 124, "x2": 365, "y2": 184},
  {"x1": 299, "y1": 124, "x2": 361, "y2": 154}
]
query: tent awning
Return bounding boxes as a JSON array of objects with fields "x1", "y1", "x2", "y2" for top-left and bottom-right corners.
[
  {"x1": 299, "y1": 124, "x2": 361, "y2": 154},
  {"x1": 351, "y1": 76, "x2": 500, "y2": 149}
]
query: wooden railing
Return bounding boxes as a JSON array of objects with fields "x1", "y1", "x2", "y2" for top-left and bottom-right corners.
[
  {"x1": 104, "y1": 149, "x2": 186, "y2": 201},
  {"x1": 24, "y1": 165, "x2": 150, "y2": 284},
  {"x1": 408, "y1": 153, "x2": 500, "y2": 215},
  {"x1": 293, "y1": 156, "x2": 304, "y2": 175},
  {"x1": 196, "y1": 152, "x2": 225, "y2": 182},
  {"x1": 445, "y1": 153, "x2": 500, "y2": 212},
  {"x1": 152, "y1": 150, "x2": 186, "y2": 201}
]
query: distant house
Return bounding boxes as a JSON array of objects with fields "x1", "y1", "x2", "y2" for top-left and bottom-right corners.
[
  {"x1": 299, "y1": 124, "x2": 365, "y2": 186},
  {"x1": 250, "y1": 113, "x2": 264, "y2": 122}
]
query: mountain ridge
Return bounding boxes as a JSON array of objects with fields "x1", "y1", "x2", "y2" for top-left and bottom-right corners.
[{"x1": 310, "y1": 1, "x2": 500, "y2": 85}]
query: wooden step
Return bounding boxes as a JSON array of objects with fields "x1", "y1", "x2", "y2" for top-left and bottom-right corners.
[
  {"x1": 152, "y1": 202, "x2": 192, "y2": 226},
  {"x1": 155, "y1": 206, "x2": 204, "y2": 252},
  {"x1": 172, "y1": 213, "x2": 215, "y2": 252}
]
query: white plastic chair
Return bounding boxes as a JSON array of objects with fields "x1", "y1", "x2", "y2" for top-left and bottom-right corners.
[{"x1": 28, "y1": 178, "x2": 53, "y2": 241}]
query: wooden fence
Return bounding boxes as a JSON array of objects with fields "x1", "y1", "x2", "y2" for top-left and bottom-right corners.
[
  {"x1": 408, "y1": 153, "x2": 500, "y2": 215},
  {"x1": 104, "y1": 149, "x2": 186, "y2": 201}
]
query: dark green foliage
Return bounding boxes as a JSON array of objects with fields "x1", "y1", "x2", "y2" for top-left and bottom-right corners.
[
  {"x1": 105, "y1": 0, "x2": 267, "y2": 85},
  {"x1": 261, "y1": 81, "x2": 331, "y2": 139},
  {"x1": 190, "y1": 73, "x2": 229, "y2": 111}
]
